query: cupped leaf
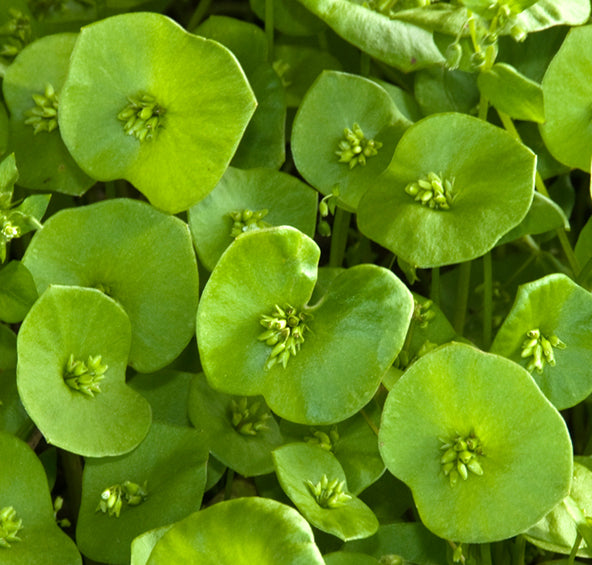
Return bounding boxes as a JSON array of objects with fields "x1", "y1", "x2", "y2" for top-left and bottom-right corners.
[
  {"x1": 357, "y1": 112, "x2": 536, "y2": 268},
  {"x1": 379, "y1": 342, "x2": 573, "y2": 543},
  {"x1": 22, "y1": 198, "x2": 199, "y2": 372},
  {"x1": 296, "y1": 0, "x2": 444, "y2": 71},
  {"x1": 59, "y1": 12, "x2": 257, "y2": 213},
  {"x1": 280, "y1": 400, "x2": 384, "y2": 495},
  {"x1": 273, "y1": 443, "x2": 379, "y2": 541},
  {"x1": 524, "y1": 459, "x2": 592, "y2": 558},
  {"x1": 477, "y1": 62, "x2": 544, "y2": 123},
  {"x1": 196, "y1": 16, "x2": 286, "y2": 170},
  {"x1": 575, "y1": 215, "x2": 592, "y2": 290},
  {"x1": 0, "y1": 324, "x2": 16, "y2": 370},
  {"x1": 0, "y1": 261, "x2": 37, "y2": 323},
  {"x1": 0, "y1": 368, "x2": 31, "y2": 437},
  {"x1": 414, "y1": 68, "x2": 479, "y2": 116},
  {"x1": 131, "y1": 525, "x2": 173, "y2": 565},
  {"x1": 2, "y1": 33, "x2": 94, "y2": 194},
  {"x1": 17, "y1": 285, "x2": 152, "y2": 456},
  {"x1": 197, "y1": 227, "x2": 413, "y2": 424},
  {"x1": 77, "y1": 421, "x2": 208, "y2": 565},
  {"x1": 187, "y1": 372, "x2": 283, "y2": 477},
  {"x1": 0, "y1": 431, "x2": 82, "y2": 564},
  {"x1": 188, "y1": 166, "x2": 317, "y2": 271},
  {"x1": 292, "y1": 70, "x2": 408, "y2": 210},
  {"x1": 540, "y1": 25, "x2": 592, "y2": 171},
  {"x1": 514, "y1": 0, "x2": 590, "y2": 33},
  {"x1": 490, "y1": 274, "x2": 592, "y2": 410},
  {"x1": 324, "y1": 553, "x2": 380, "y2": 565},
  {"x1": 146, "y1": 497, "x2": 325, "y2": 564}
]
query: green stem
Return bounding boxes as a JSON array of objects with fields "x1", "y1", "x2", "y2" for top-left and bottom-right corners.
[
  {"x1": 360, "y1": 408, "x2": 379, "y2": 437},
  {"x1": 497, "y1": 110, "x2": 581, "y2": 275},
  {"x1": 430, "y1": 267, "x2": 440, "y2": 304},
  {"x1": 511, "y1": 536, "x2": 525, "y2": 565},
  {"x1": 360, "y1": 52, "x2": 371, "y2": 77},
  {"x1": 454, "y1": 261, "x2": 471, "y2": 335},
  {"x1": 482, "y1": 252, "x2": 492, "y2": 348},
  {"x1": 478, "y1": 93, "x2": 489, "y2": 121},
  {"x1": 329, "y1": 208, "x2": 351, "y2": 267},
  {"x1": 568, "y1": 532, "x2": 583, "y2": 565},
  {"x1": 224, "y1": 468, "x2": 235, "y2": 501},
  {"x1": 479, "y1": 543, "x2": 492, "y2": 565},
  {"x1": 187, "y1": 0, "x2": 213, "y2": 29},
  {"x1": 61, "y1": 450, "x2": 83, "y2": 520},
  {"x1": 265, "y1": 0, "x2": 275, "y2": 63}
]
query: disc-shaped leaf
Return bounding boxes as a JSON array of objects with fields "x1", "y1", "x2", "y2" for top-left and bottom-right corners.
[
  {"x1": 357, "y1": 113, "x2": 536, "y2": 268},
  {"x1": 197, "y1": 227, "x2": 413, "y2": 424},
  {"x1": 0, "y1": 431, "x2": 82, "y2": 564},
  {"x1": 575, "y1": 216, "x2": 592, "y2": 290},
  {"x1": 59, "y1": 12, "x2": 257, "y2": 213},
  {"x1": 77, "y1": 421, "x2": 208, "y2": 565},
  {"x1": 379, "y1": 342, "x2": 573, "y2": 543},
  {"x1": 188, "y1": 166, "x2": 317, "y2": 271},
  {"x1": 273, "y1": 443, "x2": 378, "y2": 541},
  {"x1": 131, "y1": 525, "x2": 173, "y2": 565},
  {"x1": 296, "y1": 0, "x2": 444, "y2": 71},
  {"x1": 0, "y1": 324, "x2": 16, "y2": 370},
  {"x1": 22, "y1": 198, "x2": 199, "y2": 372},
  {"x1": 491, "y1": 274, "x2": 592, "y2": 410},
  {"x1": 187, "y1": 372, "x2": 283, "y2": 477},
  {"x1": 17, "y1": 285, "x2": 152, "y2": 456},
  {"x1": 292, "y1": 70, "x2": 408, "y2": 210},
  {"x1": 0, "y1": 261, "x2": 37, "y2": 323},
  {"x1": 0, "y1": 368, "x2": 31, "y2": 437},
  {"x1": 324, "y1": 553, "x2": 380, "y2": 565},
  {"x1": 2, "y1": 33, "x2": 94, "y2": 194},
  {"x1": 540, "y1": 25, "x2": 592, "y2": 170},
  {"x1": 146, "y1": 497, "x2": 324, "y2": 564},
  {"x1": 514, "y1": 0, "x2": 590, "y2": 33},
  {"x1": 524, "y1": 459, "x2": 592, "y2": 558}
]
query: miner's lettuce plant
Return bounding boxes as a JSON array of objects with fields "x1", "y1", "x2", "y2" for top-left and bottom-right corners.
[{"x1": 2, "y1": 0, "x2": 592, "y2": 564}]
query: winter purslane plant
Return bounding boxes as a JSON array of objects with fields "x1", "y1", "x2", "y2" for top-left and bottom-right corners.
[{"x1": 2, "y1": 0, "x2": 592, "y2": 564}]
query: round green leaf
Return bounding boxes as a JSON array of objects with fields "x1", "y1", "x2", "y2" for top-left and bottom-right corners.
[
  {"x1": 414, "y1": 68, "x2": 480, "y2": 116},
  {"x1": 0, "y1": 368, "x2": 31, "y2": 437},
  {"x1": 0, "y1": 261, "x2": 38, "y2": 323},
  {"x1": 525, "y1": 459, "x2": 592, "y2": 558},
  {"x1": 490, "y1": 274, "x2": 592, "y2": 410},
  {"x1": 575, "y1": 216, "x2": 592, "y2": 290},
  {"x1": 187, "y1": 372, "x2": 283, "y2": 477},
  {"x1": 0, "y1": 431, "x2": 82, "y2": 564},
  {"x1": 250, "y1": 0, "x2": 325, "y2": 36},
  {"x1": 131, "y1": 525, "x2": 173, "y2": 565},
  {"x1": 17, "y1": 285, "x2": 152, "y2": 456},
  {"x1": 324, "y1": 552, "x2": 380, "y2": 565},
  {"x1": 59, "y1": 12, "x2": 257, "y2": 213},
  {"x1": 273, "y1": 443, "x2": 379, "y2": 541},
  {"x1": 77, "y1": 421, "x2": 208, "y2": 565},
  {"x1": 146, "y1": 497, "x2": 325, "y2": 564},
  {"x1": 292, "y1": 70, "x2": 408, "y2": 210},
  {"x1": 379, "y1": 342, "x2": 573, "y2": 543},
  {"x1": 22, "y1": 198, "x2": 199, "y2": 372},
  {"x1": 2, "y1": 33, "x2": 94, "y2": 194},
  {"x1": 188, "y1": 166, "x2": 317, "y2": 271},
  {"x1": 197, "y1": 227, "x2": 413, "y2": 424},
  {"x1": 540, "y1": 25, "x2": 592, "y2": 170},
  {"x1": 514, "y1": 0, "x2": 590, "y2": 33},
  {"x1": 357, "y1": 113, "x2": 536, "y2": 268},
  {"x1": 0, "y1": 324, "x2": 16, "y2": 370},
  {"x1": 296, "y1": 0, "x2": 444, "y2": 71}
]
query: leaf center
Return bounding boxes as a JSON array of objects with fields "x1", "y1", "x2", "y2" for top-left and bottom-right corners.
[
  {"x1": 336, "y1": 123, "x2": 382, "y2": 169},
  {"x1": 117, "y1": 93, "x2": 165, "y2": 143},
  {"x1": 440, "y1": 431, "x2": 484, "y2": 487},
  {"x1": 405, "y1": 172, "x2": 454, "y2": 210}
]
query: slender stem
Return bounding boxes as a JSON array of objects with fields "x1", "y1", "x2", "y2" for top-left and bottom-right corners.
[
  {"x1": 568, "y1": 532, "x2": 583, "y2": 565},
  {"x1": 61, "y1": 450, "x2": 83, "y2": 520},
  {"x1": 482, "y1": 252, "x2": 493, "y2": 348},
  {"x1": 360, "y1": 409, "x2": 379, "y2": 437},
  {"x1": 187, "y1": 0, "x2": 213, "y2": 29},
  {"x1": 329, "y1": 208, "x2": 351, "y2": 267},
  {"x1": 360, "y1": 52, "x2": 371, "y2": 77},
  {"x1": 497, "y1": 110, "x2": 581, "y2": 275},
  {"x1": 478, "y1": 94, "x2": 489, "y2": 121},
  {"x1": 224, "y1": 469, "x2": 235, "y2": 501},
  {"x1": 479, "y1": 543, "x2": 492, "y2": 565},
  {"x1": 265, "y1": 0, "x2": 275, "y2": 63},
  {"x1": 430, "y1": 267, "x2": 440, "y2": 304},
  {"x1": 511, "y1": 536, "x2": 526, "y2": 565},
  {"x1": 454, "y1": 262, "x2": 471, "y2": 335}
]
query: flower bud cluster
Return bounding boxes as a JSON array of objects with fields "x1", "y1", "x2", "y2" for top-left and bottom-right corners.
[
  {"x1": 305, "y1": 474, "x2": 352, "y2": 509},
  {"x1": 0, "y1": 9, "x2": 31, "y2": 59},
  {"x1": 228, "y1": 209, "x2": 270, "y2": 239},
  {"x1": 440, "y1": 432, "x2": 484, "y2": 487},
  {"x1": 405, "y1": 172, "x2": 453, "y2": 210},
  {"x1": 24, "y1": 83, "x2": 59, "y2": 135},
  {"x1": 304, "y1": 426, "x2": 339, "y2": 452},
  {"x1": 0, "y1": 506, "x2": 22, "y2": 548},
  {"x1": 96, "y1": 480, "x2": 148, "y2": 518},
  {"x1": 230, "y1": 397, "x2": 271, "y2": 436},
  {"x1": 258, "y1": 304, "x2": 310, "y2": 370},
  {"x1": 335, "y1": 123, "x2": 382, "y2": 169},
  {"x1": 117, "y1": 93, "x2": 165, "y2": 142},
  {"x1": 520, "y1": 328, "x2": 566, "y2": 374},
  {"x1": 63, "y1": 353, "x2": 108, "y2": 397}
]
